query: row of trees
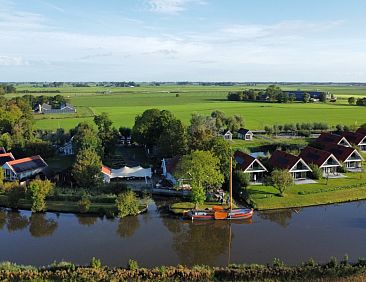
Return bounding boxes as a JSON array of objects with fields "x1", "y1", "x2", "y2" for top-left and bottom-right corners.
[
  {"x1": 227, "y1": 85, "x2": 327, "y2": 103},
  {"x1": 22, "y1": 94, "x2": 68, "y2": 109},
  {"x1": 0, "y1": 84, "x2": 16, "y2": 94},
  {"x1": 348, "y1": 97, "x2": 366, "y2": 106}
]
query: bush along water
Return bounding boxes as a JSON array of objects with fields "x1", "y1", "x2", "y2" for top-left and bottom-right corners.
[{"x1": 1, "y1": 256, "x2": 366, "y2": 281}]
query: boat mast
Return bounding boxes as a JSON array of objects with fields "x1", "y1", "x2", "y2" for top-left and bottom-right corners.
[{"x1": 230, "y1": 156, "x2": 233, "y2": 211}]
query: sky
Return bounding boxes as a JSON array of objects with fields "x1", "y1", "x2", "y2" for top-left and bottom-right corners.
[{"x1": 1, "y1": 0, "x2": 366, "y2": 82}]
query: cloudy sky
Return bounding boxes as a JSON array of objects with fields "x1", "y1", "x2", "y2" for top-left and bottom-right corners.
[{"x1": 1, "y1": 0, "x2": 366, "y2": 82}]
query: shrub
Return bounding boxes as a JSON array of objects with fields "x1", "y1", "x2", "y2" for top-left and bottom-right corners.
[
  {"x1": 90, "y1": 257, "x2": 102, "y2": 269},
  {"x1": 128, "y1": 259, "x2": 139, "y2": 271},
  {"x1": 4, "y1": 183, "x2": 25, "y2": 208},
  {"x1": 309, "y1": 164, "x2": 322, "y2": 180},
  {"x1": 78, "y1": 197, "x2": 91, "y2": 213},
  {"x1": 28, "y1": 180, "x2": 54, "y2": 212},
  {"x1": 116, "y1": 191, "x2": 140, "y2": 218}
]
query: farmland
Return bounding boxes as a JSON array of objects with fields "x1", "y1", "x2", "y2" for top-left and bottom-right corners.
[{"x1": 8, "y1": 84, "x2": 366, "y2": 131}]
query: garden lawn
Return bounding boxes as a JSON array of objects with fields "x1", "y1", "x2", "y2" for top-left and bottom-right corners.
[{"x1": 248, "y1": 172, "x2": 366, "y2": 210}]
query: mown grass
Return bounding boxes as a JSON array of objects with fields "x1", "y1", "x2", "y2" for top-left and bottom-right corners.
[
  {"x1": 248, "y1": 171, "x2": 366, "y2": 210},
  {"x1": 7, "y1": 84, "x2": 364, "y2": 131}
]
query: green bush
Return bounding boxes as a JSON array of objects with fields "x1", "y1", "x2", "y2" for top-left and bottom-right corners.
[
  {"x1": 309, "y1": 164, "x2": 323, "y2": 180},
  {"x1": 90, "y1": 257, "x2": 102, "y2": 269},
  {"x1": 116, "y1": 191, "x2": 140, "y2": 218},
  {"x1": 78, "y1": 197, "x2": 91, "y2": 213},
  {"x1": 128, "y1": 259, "x2": 139, "y2": 271}
]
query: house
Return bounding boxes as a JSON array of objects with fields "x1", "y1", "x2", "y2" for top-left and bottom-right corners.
[
  {"x1": 0, "y1": 147, "x2": 6, "y2": 154},
  {"x1": 34, "y1": 103, "x2": 76, "y2": 114},
  {"x1": 299, "y1": 146, "x2": 341, "y2": 176},
  {"x1": 101, "y1": 165, "x2": 112, "y2": 183},
  {"x1": 316, "y1": 132, "x2": 351, "y2": 147},
  {"x1": 0, "y1": 153, "x2": 15, "y2": 166},
  {"x1": 220, "y1": 130, "x2": 233, "y2": 141},
  {"x1": 58, "y1": 137, "x2": 74, "y2": 155},
  {"x1": 237, "y1": 128, "x2": 253, "y2": 141},
  {"x1": 234, "y1": 151, "x2": 267, "y2": 183},
  {"x1": 341, "y1": 131, "x2": 366, "y2": 152},
  {"x1": 2, "y1": 155, "x2": 48, "y2": 181},
  {"x1": 268, "y1": 150, "x2": 312, "y2": 180},
  {"x1": 319, "y1": 143, "x2": 364, "y2": 171},
  {"x1": 282, "y1": 90, "x2": 329, "y2": 101},
  {"x1": 161, "y1": 157, "x2": 180, "y2": 185}
]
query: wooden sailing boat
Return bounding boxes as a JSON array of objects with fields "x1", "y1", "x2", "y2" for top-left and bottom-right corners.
[{"x1": 184, "y1": 156, "x2": 254, "y2": 221}]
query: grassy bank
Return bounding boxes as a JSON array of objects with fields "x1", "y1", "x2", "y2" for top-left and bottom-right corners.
[
  {"x1": 0, "y1": 195, "x2": 147, "y2": 216},
  {"x1": 1, "y1": 257, "x2": 366, "y2": 281},
  {"x1": 248, "y1": 172, "x2": 366, "y2": 210}
]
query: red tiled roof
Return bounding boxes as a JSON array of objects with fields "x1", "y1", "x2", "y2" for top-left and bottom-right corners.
[
  {"x1": 316, "y1": 132, "x2": 343, "y2": 144},
  {"x1": 268, "y1": 150, "x2": 301, "y2": 170},
  {"x1": 0, "y1": 153, "x2": 15, "y2": 166},
  {"x1": 356, "y1": 127, "x2": 366, "y2": 135},
  {"x1": 319, "y1": 143, "x2": 357, "y2": 162},
  {"x1": 6, "y1": 155, "x2": 47, "y2": 174},
  {"x1": 341, "y1": 131, "x2": 366, "y2": 145},
  {"x1": 101, "y1": 165, "x2": 112, "y2": 175},
  {"x1": 299, "y1": 146, "x2": 333, "y2": 167},
  {"x1": 234, "y1": 150, "x2": 255, "y2": 171}
]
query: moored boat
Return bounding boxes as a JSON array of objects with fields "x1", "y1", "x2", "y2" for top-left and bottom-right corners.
[{"x1": 184, "y1": 209, "x2": 215, "y2": 220}]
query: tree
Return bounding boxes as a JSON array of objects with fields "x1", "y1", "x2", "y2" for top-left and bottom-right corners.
[
  {"x1": 309, "y1": 164, "x2": 322, "y2": 180},
  {"x1": 94, "y1": 112, "x2": 117, "y2": 156},
  {"x1": 319, "y1": 92, "x2": 327, "y2": 102},
  {"x1": 289, "y1": 94, "x2": 296, "y2": 103},
  {"x1": 208, "y1": 137, "x2": 232, "y2": 180},
  {"x1": 72, "y1": 148, "x2": 103, "y2": 188},
  {"x1": 271, "y1": 169, "x2": 293, "y2": 196},
  {"x1": 119, "y1": 127, "x2": 132, "y2": 138},
  {"x1": 265, "y1": 85, "x2": 283, "y2": 102},
  {"x1": 116, "y1": 191, "x2": 140, "y2": 218},
  {"x1": 188, "y1": 113, "x2": 217, "y2": 150},
  {"x1": 28, "y1": 179, "x2": 54, "y2": 212},
  {"x1": 303, "y1": 93, "x2": 310, "y2": 103},
  {"x1": 72, "y1": 122, "x2": 102, "y2": 156},
  {"x1": 348, "y1": 97, "x2": 356, "y2": 105},
  {"x1": 0, "y1": 133, "x2": 12, "y2": 151},
  {"x1": 175, "y1": 150, "x2": 224, "y2": 207}
]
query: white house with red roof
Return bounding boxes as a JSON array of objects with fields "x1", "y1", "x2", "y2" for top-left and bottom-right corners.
[{"x1": 2, "y1": 155, "x2": 48, "y2": 181}]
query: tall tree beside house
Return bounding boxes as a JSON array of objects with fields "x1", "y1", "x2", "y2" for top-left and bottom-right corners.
[
  {"x1": 28, "y1": 179, "x2": 54, "y2": 212},
  {"x1": 303, "y1": 93, "x2": 311, "y2": 103},
  {"x1": 0, "y1": 133, "x2": 12, "y2": 151},
  {"x1": 175, "y1": 150, "x2": 224, "y2": 208},
  {"x1": 188, "y1": 113, "x2": 217, "y2": 151},
  {"x1": 94, "y1": 112, "x2": 118, "y2": 157},
  {"x1": 265, "y1": 85, "x2": 283, "y2": 102},
  {"x1": 132, "y1": 109, "x2": 187, "y2": 157},
  {"x1": 72, "y1": 122, "x2": 102, "y2": 156},
  {"x1": 348, "y1": 97, "x2": 356, "y2": 105},
  {"x1": 271, "y1": 169, "x2": 293, "y2": 196},
  {"x1": 72, "y1": 148, "x2": 103, "y2": 188},
  {"x1": 208, "y1": 137, "x2": 232, "y2": 180}
]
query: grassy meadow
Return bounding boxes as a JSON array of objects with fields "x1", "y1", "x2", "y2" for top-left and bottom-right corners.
[{"x1": 9, "y1": 84, "x2": 366, "y2": 131}]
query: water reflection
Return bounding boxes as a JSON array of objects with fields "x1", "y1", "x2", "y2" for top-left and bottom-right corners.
[
  {"x1": 29, "y1": 214, "x2": 58, "y2": 237},
  {"x1": 6, "y1": 211, "x2": 29, "y2": 232},
  {"x1": 257, "y1": 209, "x2": 298, "y2": 228},
  {"x1": 76, "y1": 214, "x2": 98, "y2": 226},
  {"x1": 116, "y1": 216, "x2": 140, "y2": 238}
]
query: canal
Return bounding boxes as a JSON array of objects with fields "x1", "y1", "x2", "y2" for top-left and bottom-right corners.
[{"x1": 1, "y1": 199, "x2": 366, "y2": 267}]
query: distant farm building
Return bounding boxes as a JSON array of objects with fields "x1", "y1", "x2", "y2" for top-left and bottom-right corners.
[
  {"x1": 237, "y1": 128, "x2": 253, "y2": 141},
  {"x1": 282, "y1": 90, "x2": 329, "y2": 101},
  {"x1": 34, "y1": 103, "x2": 76, "y2": 114}
]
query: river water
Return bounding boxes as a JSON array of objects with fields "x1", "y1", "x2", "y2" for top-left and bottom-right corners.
[{"x1": 1, "y1": 199, "x2": 366, "y2": 267}]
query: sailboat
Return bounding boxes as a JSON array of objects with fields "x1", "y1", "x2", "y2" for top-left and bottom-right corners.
[{"x1": 184, "y1": 157, "x2": 254, "y2": 221}]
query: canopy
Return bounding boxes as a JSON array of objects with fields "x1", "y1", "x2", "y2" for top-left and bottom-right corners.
[{"x1": 110, "y1": 166, "x2": 152, "y2": 179}]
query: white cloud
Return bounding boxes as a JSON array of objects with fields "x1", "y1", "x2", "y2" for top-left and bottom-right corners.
[
  {"x1": 146, "y1": 0, "x2": 205, "y2": 14},
  {"x1": 0, "y1": 55, "x2": 28, "y2": 66}
]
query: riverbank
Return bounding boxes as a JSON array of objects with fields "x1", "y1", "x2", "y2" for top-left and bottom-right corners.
[
  {"x1": 0, "y1": 195, "x2": 147, "y2": 216},
  {"x1": 1, "y1": 257, "x2": 366, "y2": 281},
  {"x1": 248, "y1": 172, "x2": 366, "y2": 210}
]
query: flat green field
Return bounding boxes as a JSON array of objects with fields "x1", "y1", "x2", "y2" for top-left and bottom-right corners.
[{"x1": 9, "y1": 84, "x2": 366, "y2": 131}]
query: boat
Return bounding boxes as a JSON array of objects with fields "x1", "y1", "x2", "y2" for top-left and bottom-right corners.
[{"x1": 185, "y1": 157, "x2": 254, "y2": 221}]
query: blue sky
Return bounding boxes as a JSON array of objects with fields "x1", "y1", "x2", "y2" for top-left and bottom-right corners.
[{"x1": 1, "y1": 0, "x2": 366, "y2": 81}]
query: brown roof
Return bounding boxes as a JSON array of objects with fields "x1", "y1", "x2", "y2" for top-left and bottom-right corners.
[
  {"x1": 356, "y1": 127, "x2": 366, "y2": 134},
  {"x1": 341, "y1": 131, "x2": 366, "y2": 145},
  {"x1": 319, "y1": 143, "x2": 358, "y2": 162},
  {"x1": 234, "y1": 150, "x2": 255, "y2": 170},
  {"x1": 299, "y1": 146, "x2": 333, "y2": 167},
  {"x1": 316, "y1": 132, "x2": 344, "y2": 144},
  {"x1": 6, "y1": 155, "x2": 47, "y2": 174},
  {"x1": 268, "y1": 150, "x2": 302, "y2": 170}
]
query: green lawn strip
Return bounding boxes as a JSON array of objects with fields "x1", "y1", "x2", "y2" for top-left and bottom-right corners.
[
  {"x1": 248, "y1": 173, "x2": 366, "y2": 210},
  {"x1": 169, "y1": 201, "x2": 237, "y2": 215},
  {"x1": 0, "y1": 195, "x2": 146, "y2": 215}
]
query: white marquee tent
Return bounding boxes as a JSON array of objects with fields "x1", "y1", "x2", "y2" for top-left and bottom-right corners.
[{"x1": 102, "y1": 165, "x2": 152, "y2": 183}]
